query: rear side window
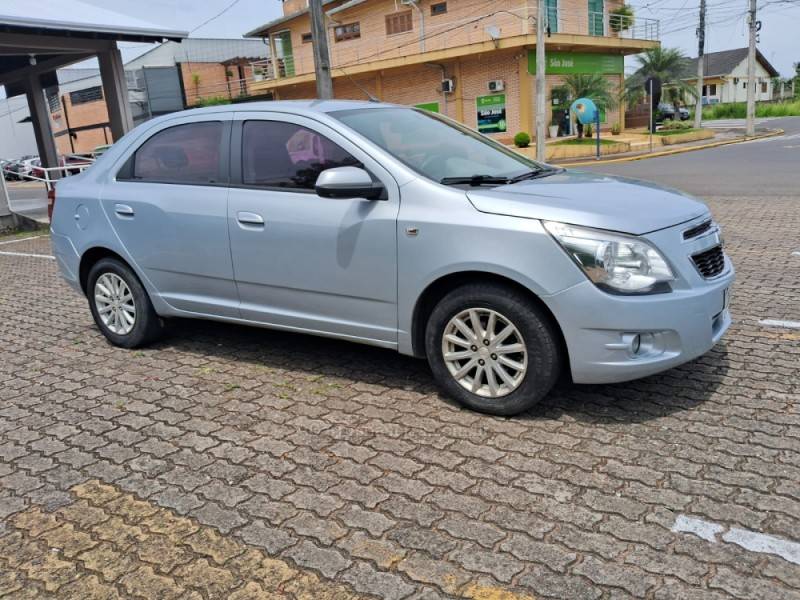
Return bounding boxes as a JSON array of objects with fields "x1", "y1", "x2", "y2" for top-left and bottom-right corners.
[
  {"x1": 130, "y1": 122, "x2": 223, "y2": 184},
  {"x1": 241, "y1": 121, "x2": 360, "y2": 191}
]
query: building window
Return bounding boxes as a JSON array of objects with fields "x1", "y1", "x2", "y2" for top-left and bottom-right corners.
[
  {"x1": 301, "y1": 32, "x2": 313, "y2": 43},
  {"x1": 130, "y1": 122, "x2": 223, "y2": 185},
  {"x1": 69, "y1": 86, "x2": 103, "y2": 106},
  {"x1": 743, "y1": 82, "x2": 747, "y2": 89},
  {"x1": 431, "y1": 2, "x2": 447, "y2": 15},
  {"x1": 242, "y1": 121, "x2": 360, "y2": 191},
  {"x1": 334, "y1": 22, "x2": 360, "y2": 42},
  {"x1": 761, "y1": 81, "x2": 767, "y2": 93},
  {"x1": 386, "y1": 11, "x2": 413, "y2": 35}
]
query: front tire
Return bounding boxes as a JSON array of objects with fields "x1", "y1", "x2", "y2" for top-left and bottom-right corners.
[
  {"x1": 87, "y1": 258, "x2": 163, "y2": 348},
  {"x1": 425, "y1": 283, "x2": 562, "y2": 416}
]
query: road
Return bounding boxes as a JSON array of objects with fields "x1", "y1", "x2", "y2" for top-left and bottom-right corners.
[
  {"x1": 0, "y1": 120, "x2": 798, "y2": 599},
  {"x1": 579, "y1": 116, "x2": 800, "y2": 197}
]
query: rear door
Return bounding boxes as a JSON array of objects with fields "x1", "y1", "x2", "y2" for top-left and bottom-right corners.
[
  {"x1": 226, "y1": 111, "x2": 400, "y2": 345},
  {"x1": 102, "y1": 113, "x2": 239, "y2": 317}
]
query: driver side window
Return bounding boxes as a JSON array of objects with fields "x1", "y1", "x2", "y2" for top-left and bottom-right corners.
[{"x1": 242, "y1": 120, "x2": 360, "y2": 191}]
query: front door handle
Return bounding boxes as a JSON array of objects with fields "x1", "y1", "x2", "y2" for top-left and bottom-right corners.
[
  {"x1": 237, "y1": 211, "x2": 264, "y2": 226},
  {"x1": 114, "y1": 203, "x2": 134, "y2": 217}
]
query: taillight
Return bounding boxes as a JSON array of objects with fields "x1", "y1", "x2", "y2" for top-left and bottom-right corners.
[{"x1": 47, "y1": 186, "x2": 56, "y2": 221}]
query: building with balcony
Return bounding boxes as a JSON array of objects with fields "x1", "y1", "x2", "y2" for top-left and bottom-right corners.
[{"x1": 245, "y1": 0, "x2": 659, "y2": 139}]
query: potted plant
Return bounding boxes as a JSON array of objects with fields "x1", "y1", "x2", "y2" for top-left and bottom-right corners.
[
  {"x1": 611, "y1": 123, "x2": 621, "y2": 135},
  {"x1": 610, "y1": 5, "x2": 634, "y2": 33},
  {"x1": 548, "y1": 123, "x2": 560, "y2": 138}
]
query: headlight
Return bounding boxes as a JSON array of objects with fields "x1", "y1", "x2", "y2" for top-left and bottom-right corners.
[{"x1": 544, "y1": 221, "x2": 674, "y2": 294}]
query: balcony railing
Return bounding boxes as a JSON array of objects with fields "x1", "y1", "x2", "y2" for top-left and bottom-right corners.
[{"x1": 251, "y1": 2, "x2": 659, "y2": 83}]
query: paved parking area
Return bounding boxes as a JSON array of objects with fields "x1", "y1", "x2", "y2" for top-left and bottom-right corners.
[{"x1": 1, "y1": 193, "x2": 799, "y2": 599}]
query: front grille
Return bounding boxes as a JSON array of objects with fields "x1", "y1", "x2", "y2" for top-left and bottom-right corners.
[
  {"x1": 683, "y1": 220, "x2": 712, "y2": 240},
  {"x1": 691, "y1": 245, "x2": 726, "y2": 278}
]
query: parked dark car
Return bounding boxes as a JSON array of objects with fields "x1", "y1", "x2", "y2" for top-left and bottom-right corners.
[{"x1": 658, "y1": 103, "x2": 690, "y2": 121}]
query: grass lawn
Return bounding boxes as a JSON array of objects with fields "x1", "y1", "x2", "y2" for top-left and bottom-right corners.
[
  {"x1": 554, "y1": 138, "x2": 618, "y2": 146},
  {"x1": 654, "y1": 128, "x2": 702, "y2": 136}
]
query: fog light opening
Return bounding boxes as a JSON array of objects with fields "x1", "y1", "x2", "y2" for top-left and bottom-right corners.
[{"x1": 631, "y1": 334, "x2": 641, "y2": 355}]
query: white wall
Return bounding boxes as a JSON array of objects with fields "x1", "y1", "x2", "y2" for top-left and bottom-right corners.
[
  {"x1": 720, "y1": 58, "x2": 773, "y2": 103},
  {"x1": 0, "y1": 96, "x2": 38, "y2": 160}
]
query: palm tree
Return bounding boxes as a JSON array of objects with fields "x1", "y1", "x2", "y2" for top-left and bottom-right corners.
[
  {"x1": 625, "y1": 47, "x2": 696, "y2": 130},
  {"x1": 559, "y1": 73, "x2": 618, "y2": 138}
]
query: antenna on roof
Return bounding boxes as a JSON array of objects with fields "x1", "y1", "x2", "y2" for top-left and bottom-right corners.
[{"x1": 336, "y1": 66, "x2": 380, "y2": 102}]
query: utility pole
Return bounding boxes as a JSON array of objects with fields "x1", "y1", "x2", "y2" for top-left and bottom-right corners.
[
  {"x1": 535, "y1": 0, "x2": 546, "y2": 162},
  {"x1": 694, "y1": 0, "x2": 706, "y2": 129},
  {"x1": 745, "y1": 0, "x2": 757, "y2": 136},
  {"x1": 309, "y1": 0, "x2": 334, "y2": 99}
]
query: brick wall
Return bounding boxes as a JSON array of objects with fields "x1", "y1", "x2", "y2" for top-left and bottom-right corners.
[
  {"x1": 180, "y1": 62, "x2": 237, "y2": 106},
  {"x1": 50, "y1": 94, "x2": 112, "y2": 154}
]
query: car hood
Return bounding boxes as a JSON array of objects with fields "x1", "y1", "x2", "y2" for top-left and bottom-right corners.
[{"x1": 466, "y1": 170, "x2": 708, "y2": 235}]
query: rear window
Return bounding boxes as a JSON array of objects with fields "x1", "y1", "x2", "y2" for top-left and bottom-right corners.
[{"x1": 130, "y1": 122, "x2": 223, "y2": 184}]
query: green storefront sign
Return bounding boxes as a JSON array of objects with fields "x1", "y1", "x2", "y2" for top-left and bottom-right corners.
[
  {"x1": 476, "y1": 94, "x2": 507, "y2": 134},
  {"x1": 414, "y1": 101, "x2": 440, "y2": 113},
  {"x1": 527, "y1": 51, "x2": 623, "y2": 75}
]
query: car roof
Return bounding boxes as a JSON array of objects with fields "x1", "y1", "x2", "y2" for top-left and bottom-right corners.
[{"x1": 162, "y1": 99, "x2": 402, "y2": 120}]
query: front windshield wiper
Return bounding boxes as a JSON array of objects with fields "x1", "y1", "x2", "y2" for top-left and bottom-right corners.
[
  {"x1": 440, "y1": 174, "x2": 512, "y2": 186},
  {"x1": 507, "y1": 167, "x2": 564, "y2": 183}
]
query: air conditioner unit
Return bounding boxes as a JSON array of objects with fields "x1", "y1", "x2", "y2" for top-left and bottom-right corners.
[
  {"x1": 441, "y1": 78, "x2": 455, "y2": 93},
  {"x1": 488, "y1": 79, "x2": 505, "y2": 92}
]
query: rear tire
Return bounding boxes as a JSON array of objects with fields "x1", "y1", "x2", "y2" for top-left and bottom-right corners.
[
  {"x1": 87, "y1": 258, "x2": 163, "y2": 348},
  {"x1": 425, "y1": 282, "x2": 561, "y2": 416}
]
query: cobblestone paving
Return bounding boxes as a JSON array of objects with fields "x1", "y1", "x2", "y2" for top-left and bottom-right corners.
[{"x1": 1, "y1": 195, "x2": 799, "y2": 599}]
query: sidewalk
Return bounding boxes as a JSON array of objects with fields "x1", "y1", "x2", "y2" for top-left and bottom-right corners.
[{"x1": 550, "y1": 126, "x2": 782, "y2": 167}]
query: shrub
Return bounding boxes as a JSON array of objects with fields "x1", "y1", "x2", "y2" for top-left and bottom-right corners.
[
  {"x1": 513, "y1": 132, "x2": 531, "y2": 148},
  {"x1": 609, "y1": 4, "x2": 635, "y2": 33},
  {"x1": 197, "y1": 96, "x2": 232, "y2": 107},
  {"x1": 702, "y1": 100, "x2": 800, "y2": 120},
  {"x1": 660, "y1": 120, "x2": 692, "y2": 131}
]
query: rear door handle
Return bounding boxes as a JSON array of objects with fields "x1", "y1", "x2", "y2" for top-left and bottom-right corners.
[
  {"x1": 237, "y1": 211, "x2": 264, "y2": 226},
  {"x1": 114, "y1": 204, "x2": 134, "y2": 217}
]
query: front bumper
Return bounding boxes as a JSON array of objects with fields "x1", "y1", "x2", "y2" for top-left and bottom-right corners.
[{"x1": 545, "y1": 266, "x2": 734, "y2": 384}]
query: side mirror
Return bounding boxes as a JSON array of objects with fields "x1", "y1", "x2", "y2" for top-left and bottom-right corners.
[{"x1": 315, "y1": 166, "x2": 385, "y2": 200}]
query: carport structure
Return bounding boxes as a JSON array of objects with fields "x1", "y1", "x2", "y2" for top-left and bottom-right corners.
[{"x1": 0, "y1": 2, "x2": 186, "y2": 225}]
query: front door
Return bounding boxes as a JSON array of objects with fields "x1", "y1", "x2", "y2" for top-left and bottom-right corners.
[
  {"x1": 102, "y1": 114, "x2": 239, "y2": 317},
  {"x1": 227, "y1": 112, "x2": 399, "y2": 345}
]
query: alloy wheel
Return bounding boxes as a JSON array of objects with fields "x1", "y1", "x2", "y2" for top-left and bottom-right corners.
[
  {"x1": 94, "y1": 273, "x2": 136, "y2": 335},
  {"x1": 441, "y1": 308, "x2": 528, "y2": 398}
]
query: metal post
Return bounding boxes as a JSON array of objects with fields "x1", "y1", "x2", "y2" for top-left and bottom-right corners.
[
  {"x1": 694, "y1": 0, "x2": 706, "y2": 129},
  {"x1": 745, "y1": 0, "x2": 757, "y2": 137},
  {"x1": 535, "y1": 0, "x2": 547, "y2": 162},
  {"x1": 309, "y1": 0, "x2": 334, "y2": 99},
  {"x1": 648, "y1": 79, "x2": 653, "y2": 153},
  {"x1": 595, "y1": 108, "x2": 600, "y2": 160}
]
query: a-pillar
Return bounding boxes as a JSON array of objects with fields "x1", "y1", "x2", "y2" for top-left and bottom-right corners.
[{"x1": 98, "y1": 45, "x2": 134, "y2": 141}]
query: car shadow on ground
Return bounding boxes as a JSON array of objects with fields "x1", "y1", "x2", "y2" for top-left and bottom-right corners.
[{"x1": 150, "y1": 317, "x2": 728, "y2": 426}]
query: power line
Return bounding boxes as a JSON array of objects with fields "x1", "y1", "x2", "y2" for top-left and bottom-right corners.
[{"x1": 190, "y1": 0, "x2": 245, "y2": 34}]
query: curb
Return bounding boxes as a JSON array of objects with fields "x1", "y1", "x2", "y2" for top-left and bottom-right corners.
[{"x1": 557, "y1": 128, "x2": 785, "y2": 167}]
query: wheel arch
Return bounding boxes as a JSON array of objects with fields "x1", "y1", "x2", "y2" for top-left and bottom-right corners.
[
  {"x1": 410, "y1": 270, "x2": 569, "y2": 368},
  {"x1": 78, "y1": 247, "x2": 131, "y2": 295}
]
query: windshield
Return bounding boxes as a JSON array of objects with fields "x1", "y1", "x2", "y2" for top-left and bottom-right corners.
[{"x1": 331, "y1": 107, "x2": 544, "y2": 183}]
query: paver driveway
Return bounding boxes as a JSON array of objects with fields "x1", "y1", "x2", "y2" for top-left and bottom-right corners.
[{"x1": 1, "y1": 193, "x2": 799, "y2": 599}]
